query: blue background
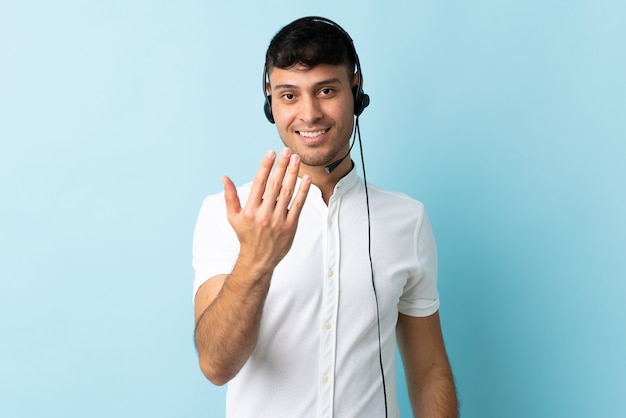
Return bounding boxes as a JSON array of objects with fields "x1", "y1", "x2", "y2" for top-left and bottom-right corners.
[{"x1": 1, "y1": 1, "x2": 624, "y2": 417}]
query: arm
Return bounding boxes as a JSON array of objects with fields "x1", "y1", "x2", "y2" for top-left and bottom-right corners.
[
  {"x1": 397, "y1": 311, "x2": 458, "y2": 418},
  {"x1": 193, "y1": 148, "x2": 311, "y2": 385}
]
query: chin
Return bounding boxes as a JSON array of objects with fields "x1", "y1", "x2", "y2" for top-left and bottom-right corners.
[{"x1": 299, "y1": 149, "x2": 343, "y2": 168}]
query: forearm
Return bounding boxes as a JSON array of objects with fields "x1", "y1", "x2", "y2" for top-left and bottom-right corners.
[
  {"x1": 409, "y1": 365, "x2": 458, "y2": 418},
  {"x1": 194, "y1": 263, "x2": 273, "y2": 385},
  {"x1": 397, "y1": 313, "x2": 458, "y2": 418}
]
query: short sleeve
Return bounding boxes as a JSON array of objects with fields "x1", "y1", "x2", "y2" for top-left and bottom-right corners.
[
  {"x1": 398, "y1": 209, "x2": 440, "y2": 317},
  {"x1": 191, "y1": 192, "x2": 240, "y2": 300}
]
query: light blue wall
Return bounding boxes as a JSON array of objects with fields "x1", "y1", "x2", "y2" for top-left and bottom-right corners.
[{"x1": 1, "y1": 1, "x2": 624, "y2": 417}]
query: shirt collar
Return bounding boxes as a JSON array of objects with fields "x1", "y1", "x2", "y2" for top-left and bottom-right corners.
[{"x1": 331, "y1": 161, "x2": 358, "y2": 198}]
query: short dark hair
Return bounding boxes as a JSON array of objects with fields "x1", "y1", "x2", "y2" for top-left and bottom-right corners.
[{"x1": 265, "y1": 17, "x2": 356, "y2": 74}]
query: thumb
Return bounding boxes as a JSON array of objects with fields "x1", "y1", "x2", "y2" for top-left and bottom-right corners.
[{"x1": 222, "y1": 175, "x2": 242, "y2": 216}]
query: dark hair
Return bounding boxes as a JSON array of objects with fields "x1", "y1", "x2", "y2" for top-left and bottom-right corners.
[{"x1": 265, "y1": 17, "x2": 356, "y2": 74}]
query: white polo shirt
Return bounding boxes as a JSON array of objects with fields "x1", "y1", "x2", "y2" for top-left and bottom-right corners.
[{"x1": 192, "y1": 167, "x2": 440, "y2": 418}]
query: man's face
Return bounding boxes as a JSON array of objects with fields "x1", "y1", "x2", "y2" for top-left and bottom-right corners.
[{"x1": 267, "y1": 64, "x2": 356, "y2": 172}]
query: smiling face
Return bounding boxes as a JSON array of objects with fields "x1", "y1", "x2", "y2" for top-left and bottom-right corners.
[{"x1": 267, "y1": 63, "x2": 356, "y2": 177}]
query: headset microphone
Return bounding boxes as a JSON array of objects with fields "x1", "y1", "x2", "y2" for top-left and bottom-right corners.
[
  {"x1": 325, "y1": 129, "x2": 358, "y2": 174},
  {"x1": 325, "y1": 157, "x2": 346, "y2": 174}
]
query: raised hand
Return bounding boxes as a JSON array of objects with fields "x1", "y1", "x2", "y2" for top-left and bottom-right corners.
[{"x1": 221, "y1": 148, "x2": 312, "y2": 276}]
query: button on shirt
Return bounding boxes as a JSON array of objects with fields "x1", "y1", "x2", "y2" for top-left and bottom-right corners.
[{"x1": 192, "y1": 167, "x2": 440, "y2": 418}]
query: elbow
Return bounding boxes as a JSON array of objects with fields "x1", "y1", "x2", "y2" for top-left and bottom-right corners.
[
  {"x1": 198, "y1": 358, "x2": 234, "y2": 386},
  {"x1": 204, "y1": 373, "x2": 230, "y2": 387}
]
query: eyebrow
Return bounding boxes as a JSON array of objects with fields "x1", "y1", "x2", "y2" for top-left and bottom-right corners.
[{"x1": 273, "y1": 77, "x2": 343, "y2": 91}]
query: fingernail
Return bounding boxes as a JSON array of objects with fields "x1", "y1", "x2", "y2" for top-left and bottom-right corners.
[
  {"x1": 266, "y1": 150, "x2": 275, "y2": 159},
  {"x1": 281, "y1": 148, "x2": 291, "y2": 157}
]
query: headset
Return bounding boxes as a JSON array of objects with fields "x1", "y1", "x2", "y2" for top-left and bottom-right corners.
[
  {"x1": 262, "y1": 16, "x2": 370, "y2": 124},
  {"x1": 262, "y1": 17, "x2": 388, "y2": 418}
]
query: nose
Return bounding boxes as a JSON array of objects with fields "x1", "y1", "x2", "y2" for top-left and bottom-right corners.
[{"x1": 299, "y1": 94, "x2": 323, "y2": 124}]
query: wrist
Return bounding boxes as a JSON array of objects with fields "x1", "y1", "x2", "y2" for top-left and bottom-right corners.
[{"x1": 230, "y1": 255, "x2": 275, "y2": 287}]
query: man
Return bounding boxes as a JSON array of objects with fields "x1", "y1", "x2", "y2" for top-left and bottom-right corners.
[{"x1": 193, "y1": 16, "x2": 458, "y2": 417}]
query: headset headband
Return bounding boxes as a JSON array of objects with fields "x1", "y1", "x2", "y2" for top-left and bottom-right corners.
[{"x1": 263, "y1": 16, "x2": 370, "y2": 123}]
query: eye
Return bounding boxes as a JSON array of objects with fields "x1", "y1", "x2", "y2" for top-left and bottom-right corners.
[
  {"x1": 281, "y1": 93, "x2": 296, "y2": 102},
  {"x1": 319, "y1": 88, "x2": 334, "y2": 96}
]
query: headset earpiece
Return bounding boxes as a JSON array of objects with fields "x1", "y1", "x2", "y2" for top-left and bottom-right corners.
[
  {"x1": 264, "y1": 94, "x2": 274, "y2": 123},
  {"x1": 354, "y1": 87, "x2": 370, "y2": 117},
  {"x1": 263, "y1": 66, "x2": 275, "y2": 124}
]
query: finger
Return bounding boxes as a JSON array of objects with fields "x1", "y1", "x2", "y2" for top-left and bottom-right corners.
[
  {"x1": 262, "y1": 148, "x2": 292, "y2": 205},
  {"x1": 286, "y1": 174, "x2": 311, "y2": 224},
  {"x1": 222, "y1": 175, "x2": 242, "y2": 216},
  {"x1": 248, "y1": 150, "x2": 276, "y2": 205},
  {"x1": 274, "y1": 153, "x2": 301, "y2": 213}
]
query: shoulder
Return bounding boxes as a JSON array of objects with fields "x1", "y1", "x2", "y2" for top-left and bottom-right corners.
[
  {"x1": 363, "y1": 181, "x2": 427, "y2": 221},
  {"x1": 368, "y1": 183, "x2": 425, "y2": 208}
]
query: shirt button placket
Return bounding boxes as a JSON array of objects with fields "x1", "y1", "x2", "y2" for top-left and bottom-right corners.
[{"x1": 319, "y1": 201, "x2": 339, "y2": 418}]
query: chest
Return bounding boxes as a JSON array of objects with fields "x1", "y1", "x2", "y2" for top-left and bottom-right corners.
[{"x1": 267, "y1": 196, "x2": 417, "y2": 324}]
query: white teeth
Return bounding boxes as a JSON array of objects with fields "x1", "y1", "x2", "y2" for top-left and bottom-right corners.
[{"x1": 299, "y1": 129, "x2": 327, "y2": 138}]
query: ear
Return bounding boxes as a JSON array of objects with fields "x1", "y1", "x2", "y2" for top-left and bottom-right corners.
[
  {"x1": 352, "y1": 71, "x2": 361, "y2": 90},
  {"x1": 265, "y1": 82, "x2": 271, "y2": 97}
]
